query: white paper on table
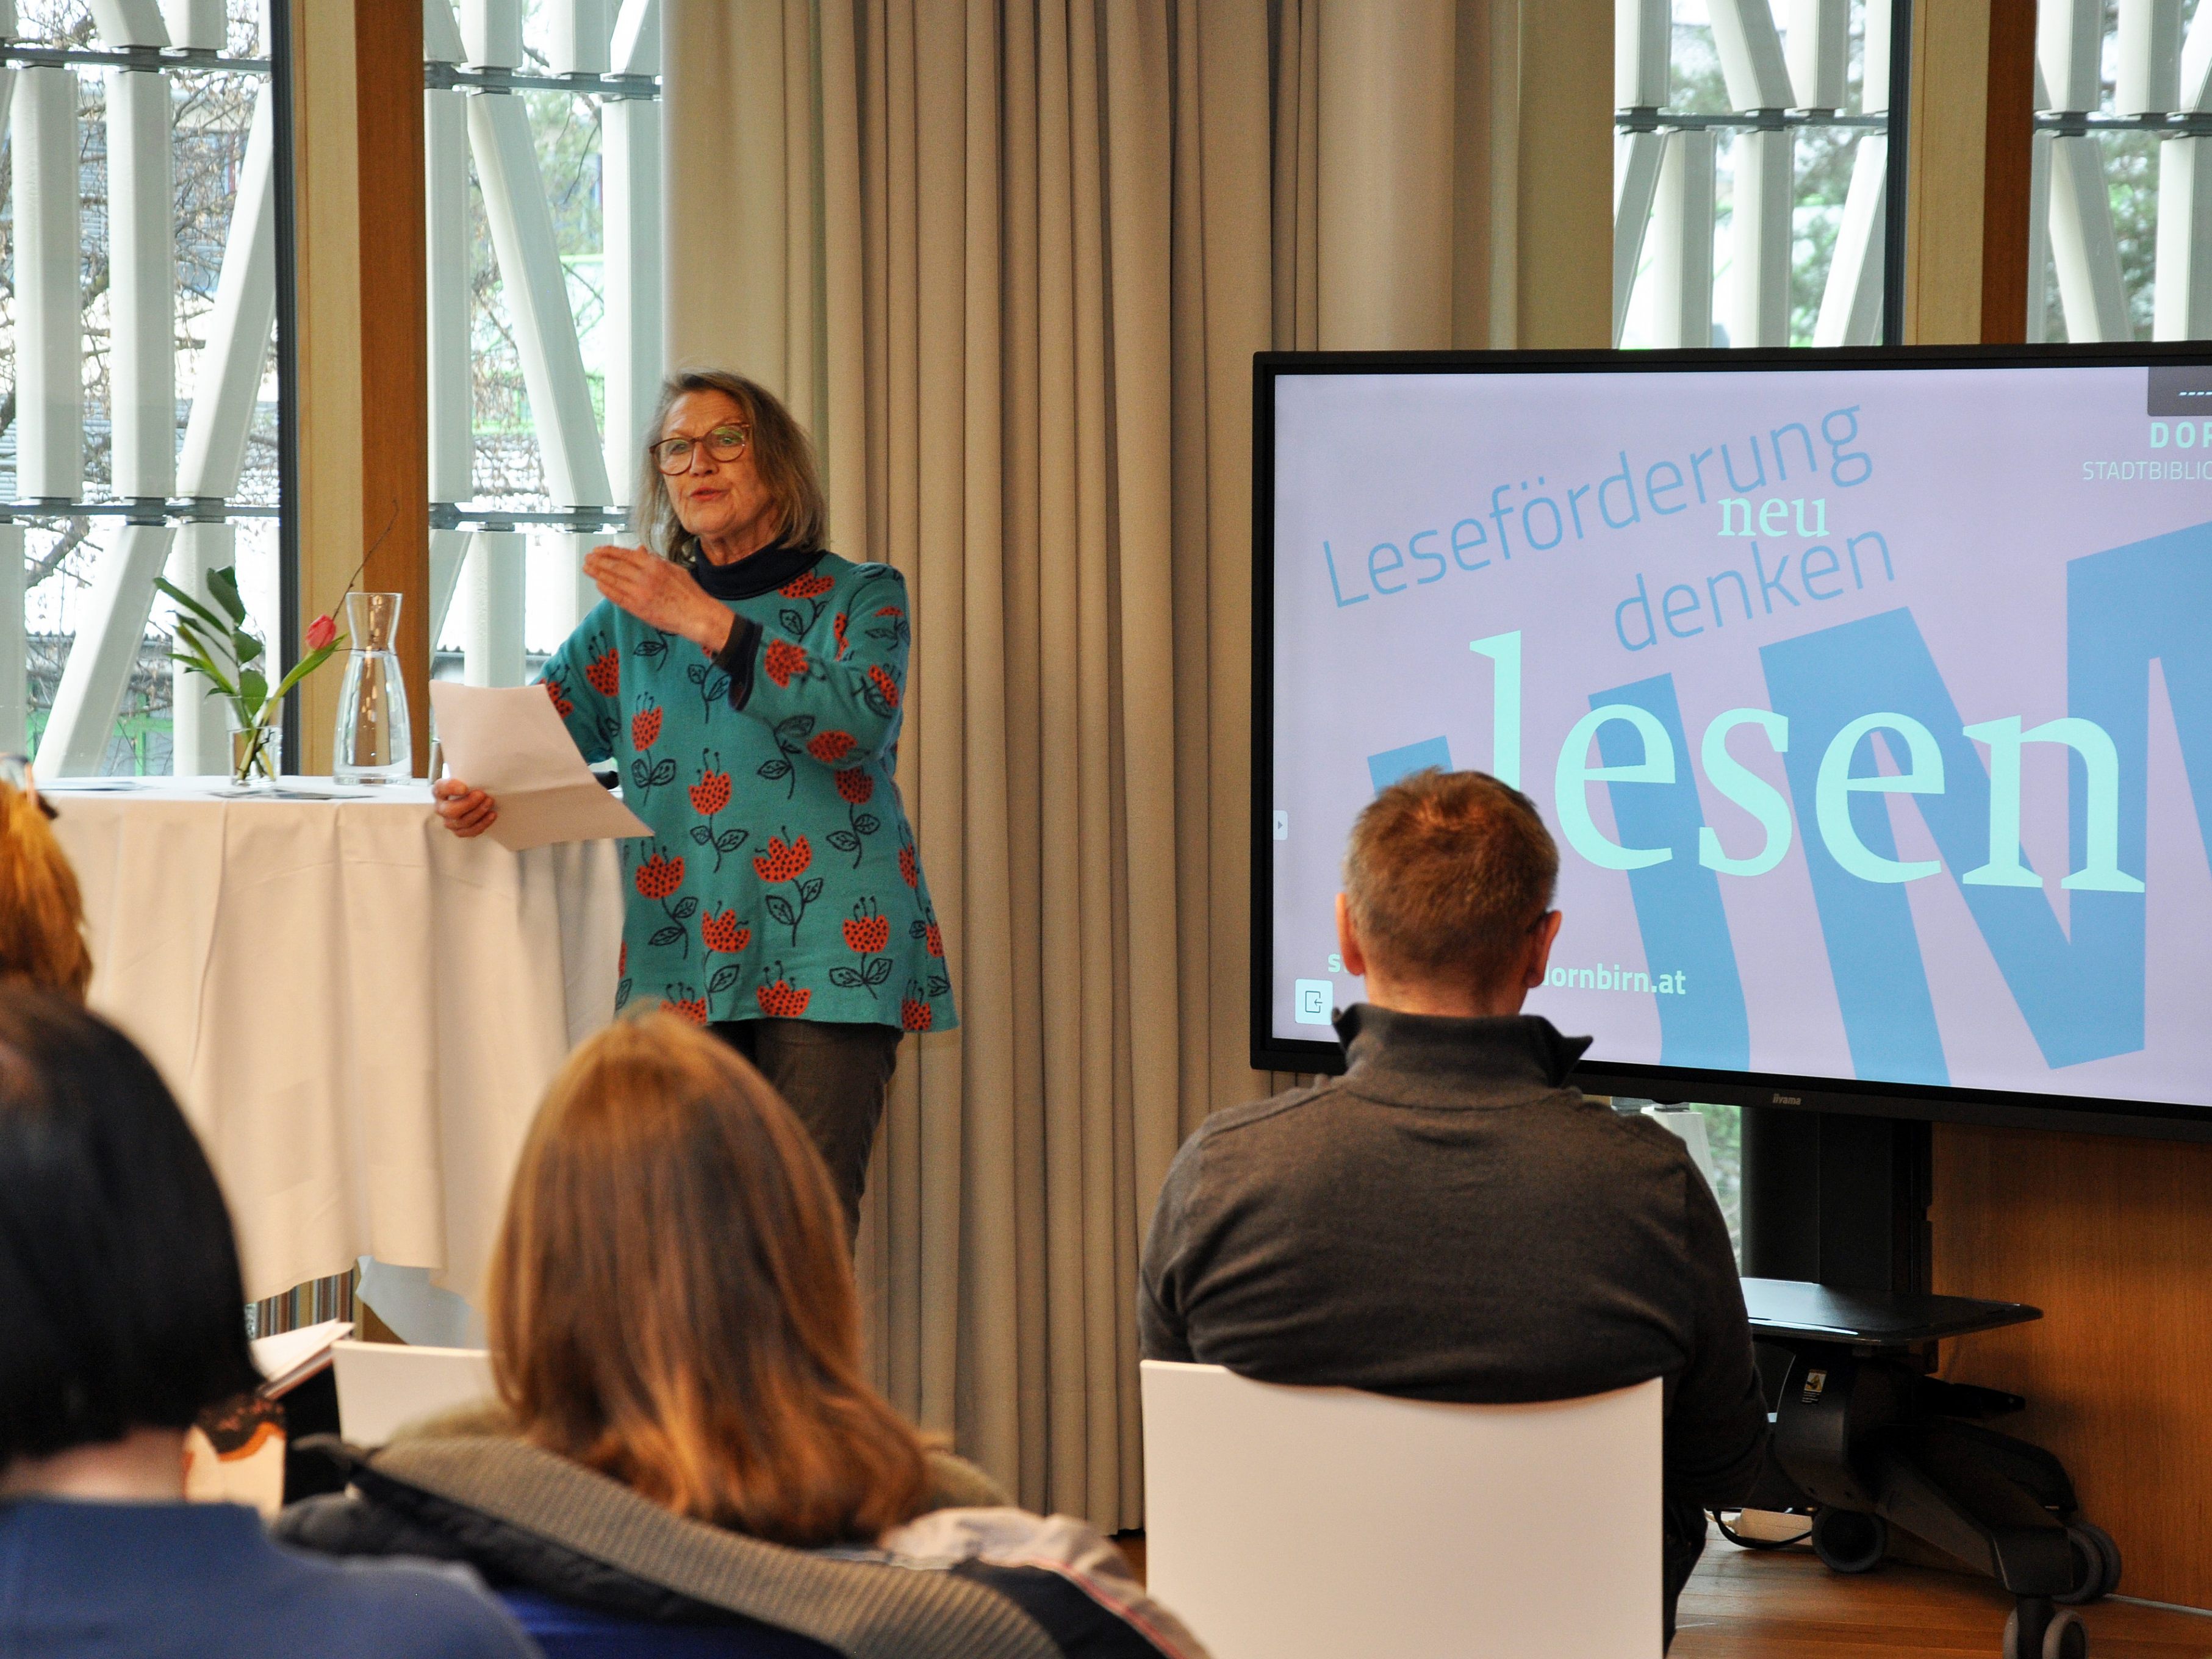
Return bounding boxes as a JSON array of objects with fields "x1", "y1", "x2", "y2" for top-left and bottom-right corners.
[{"x1": 430, "y1": 682, "x2": 651, "y2": 851}]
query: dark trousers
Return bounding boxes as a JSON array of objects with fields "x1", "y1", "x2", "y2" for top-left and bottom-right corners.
[
  {"x1": 709, "y1": 1018, "x2": 901, "y2": 1241},
  {"x1": 1662, "y1": 1495, "x2": 1706, "y2": 1650}
]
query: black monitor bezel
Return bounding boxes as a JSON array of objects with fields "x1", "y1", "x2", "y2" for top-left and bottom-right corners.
[{"x1": 1250, "y1": 342, "x2": 2212, "y2": 1144}]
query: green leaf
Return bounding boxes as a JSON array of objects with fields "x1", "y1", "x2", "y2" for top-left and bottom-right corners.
[
  {"x1": 270, "y1": 638, "x2": 345, "y2": 703},
  {"x1": 232, "y1": 628, "x2": 264, "y2": 665},
  {"x1": 154, "y1": 576, "x2": 231, "y2": 635},
  {"x1": 206, "y1": 565, "x2": 248, "y2": 625},
  {"x1": 239, "y1": 667, "x2": 268, "y2": 715},
  {"x1": 171, "y1": 615, "x2": 230, "y2": 663}
]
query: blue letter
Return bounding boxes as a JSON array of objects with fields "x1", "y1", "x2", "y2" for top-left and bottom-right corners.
[
  {"x1": 1323, "y1": 540, "x2": 1367, "y2": 607},
  {"x1": 1556, "y1": 704, "x2": 1676, "y2": 870},
  {"x1": 1816, "y1": 712, "x2": 1945, "y2": 883},
  {"x1": 1698, "y1": 709, "x2": 1792, "y2": 876}
]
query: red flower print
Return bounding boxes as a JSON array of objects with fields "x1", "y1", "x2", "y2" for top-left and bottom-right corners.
[
  {"x1": 901, "y1": 997, "x2": 933, "y2": 1031},
  {"x1": 834, "y1": 767, "x2": 874, "y2": 805},
  {"x1": 899, "y1": 843, "x2": 919, "y2": 887},
  {"x1": 689, "y1": 761, "x2": 732, "y2": 817},
  {"x1": 925, "y1": 921, "x2": 944, "y2": 958},
  {"x1": 807, "y1": 730, "x2": 856, "y2": 764},
  {"x1": 544, "y1": 677, "x2": 574, "y2": 719},
  {"x1": 631, "y1": 701, "x2": 663, "y2": 751},
  {"x1": 875, "y1": 605, "x2": 905, "y2": 618},
  {"x1": 702, "y1": 909, "x2": 751, "y2": 955},
  {"x1": 867, "y1": 665, "x2": 901, "y2": 710},
  {"x1": 780, "y1": 572, "x2": 835, "y2": 600},
  {"x1": 634, "y1": 848, "x2": 685, "y2": 901},
  {"x1": 618, "y1": 941, "x2": 627, "y2": 976},
  {"x1": 834, "y1": 613, "x2": 849, "y2": 658},
  {"x1": 764, "y1": 639, "x2": 808, "y2": 688},
  {"x1": 757, "y1": 966, "x2": 812, "y2": 1018},
  {"x1": 752, "y1": 833, "x2": 813, "y2": 884},
  {"x1": 585, "y1": 647, "x2": 620, "y2": 697},
  {"x1": 661, "y1": 991, "x2": 709, "y2": 1026},
  {"x1": 843, "y1": 905, "x2": 891, "y2": 955}
]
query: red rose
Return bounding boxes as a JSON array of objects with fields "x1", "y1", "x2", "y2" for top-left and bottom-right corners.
[
  {"x1": 900, "y1": 997, "x2": 933, "y2": 1031},
  {"x1": 807, "y1": 730, "x2": 856, "y2": 764},
  {"x1": 780, "y1": 573, "x2": 835, "y2": 600},
  {"x1": 702, "y1": 910, "x2": 750, "y2": 955},
  {"x1": 689, "y1": 765, "x2": 731, "y2": 817},
  {"x1": 764, "y1": 639, "x2": 808, "y2": 688},
  {"x1": 758, "y1": 970, "x2": 812, "y2": 1018},
  {"x1": 305, "y1": 613, "x2": 338, "y2": 652},
  {"x1": 585, "y1": 647, "x2": 620, "y2": 696},
  {"x1": 752, "y1": 834, "x2": 813, "y2": 884},
  {"x1": 634, "y1": 849, "x2": 684, "y2": 900},
  {"x1": 867, "y1": 665, "x2": 901, "y2": 709},
  {"x1": 631, "y1": 702, "x2": 663, "y2": 751},
  {"x1": 834, "y1": 767, "x2": 873, "y2": 805},
  {"x1": 842, "y1": 907, "x2": 890, "y2": 954},
  {"x1": 898, "y1": 844, "x2": 919, "y2": 887},
  {"x1": 925, "y1": 921, "x2": 943, "y2": 958}
]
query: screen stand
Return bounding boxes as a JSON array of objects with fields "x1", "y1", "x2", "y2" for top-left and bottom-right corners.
[{"x1": 1741, "y1": 1108, "x2": 1931, "y2": 1294}]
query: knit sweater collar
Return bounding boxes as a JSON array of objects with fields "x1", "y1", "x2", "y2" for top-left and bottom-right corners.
[
  {"x1": 686, "y1": 540, "x2": 825, "y2": 600},
  {"x1": 1332, "y1": 1003, "x2": 1593, "y2": 1106}
]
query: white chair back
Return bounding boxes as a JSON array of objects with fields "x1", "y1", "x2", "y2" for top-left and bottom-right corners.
[
  {"x1": 331, "y1": 1338, "x2": 496, "y2": 1447},
  {"x1": 1140, "y1": 1360, "x2": 1663, "y2": 1659}
]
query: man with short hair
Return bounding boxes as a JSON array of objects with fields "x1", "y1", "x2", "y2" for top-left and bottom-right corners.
[{"x1": 1140, "y1": 769, "x2": 1767, "y2": 1646}]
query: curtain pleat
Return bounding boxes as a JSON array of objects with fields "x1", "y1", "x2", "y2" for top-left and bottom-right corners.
[{"x1": 669, "y1": 0, "x2": 1341, "y2": 1527}]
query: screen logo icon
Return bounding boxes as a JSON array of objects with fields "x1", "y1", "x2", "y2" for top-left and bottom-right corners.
[{"x1": 1293, "y1": 979, "x2": 1335, "y2": 1025}]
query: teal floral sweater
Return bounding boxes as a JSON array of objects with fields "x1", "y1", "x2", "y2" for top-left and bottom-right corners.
[{"x1": 536, "y1": 546, "x2": 955, "y2": 1034}]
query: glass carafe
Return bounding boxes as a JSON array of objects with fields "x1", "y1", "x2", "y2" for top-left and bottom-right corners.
[{"x1": 332, "y1": 592, "x2": 413, "y2": 784}]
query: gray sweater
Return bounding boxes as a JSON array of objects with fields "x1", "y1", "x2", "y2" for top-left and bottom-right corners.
[{"x1": 1138, "y1": 1006, "x2": 1769, "y2": 1511}]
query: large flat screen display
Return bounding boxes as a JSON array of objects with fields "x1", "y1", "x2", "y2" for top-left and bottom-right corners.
[{"x1": 1256, "y1": 349, "x2": 2212, "y2": 1136}]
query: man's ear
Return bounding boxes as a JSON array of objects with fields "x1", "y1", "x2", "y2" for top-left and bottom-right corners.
[
  {"x1": 1335, "y1": 892, "x2": 1368, "y2": 978},
  {"x1": 1523, "y1": 910, "x2": 1564, "y2": 988}
]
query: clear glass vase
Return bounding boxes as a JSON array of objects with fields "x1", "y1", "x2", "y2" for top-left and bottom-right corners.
[
  {"x1": 229, "y1": 717, "x2": 281, "y2": 787},
  {"x1": 332, "y1": 592, "x2": 413, "y2": 784}
]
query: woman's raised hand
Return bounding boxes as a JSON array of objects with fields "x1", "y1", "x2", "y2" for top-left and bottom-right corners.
[
  {"x1": 583, "y1": 544, "x2": 733, "y2": 653},
  {"x1": 433, "y1": 775, "x2": 497, "y2": 838}
]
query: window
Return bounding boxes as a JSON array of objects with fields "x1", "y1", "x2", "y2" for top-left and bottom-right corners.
[
  {"x1": 423, "y1": 0, "x2": 661, "y2": 692},
  {"x1": 1614, "y1": 1, "x2": 1901, "y2": 350},
  {"x1": 2031, "y1": 0, "x2": 2212, "y2": 342},
  {"x1": 4, "y1": 0, "x2": 285, "y2": 776}
]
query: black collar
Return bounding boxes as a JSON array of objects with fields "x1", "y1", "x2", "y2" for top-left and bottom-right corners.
[
  {"x1": 1332, "y1": 1004, "x2": 1593, "y2": 1107},
  {"x1": 686, "y1": 542, "x2": 826, "y2": 600}
]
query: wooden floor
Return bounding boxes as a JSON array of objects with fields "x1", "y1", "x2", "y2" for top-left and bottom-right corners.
[{"x1": 1115, "y1": 1527, "x2": 2212, "y2": 1657}]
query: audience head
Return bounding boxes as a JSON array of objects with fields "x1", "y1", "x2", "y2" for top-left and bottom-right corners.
[
  {"x1": 0, "y1": 762, "x2": 91, "y2": 1001},
  {"x1": 636, "y1": 368, "x2": 827, "y2": 560},
  {"x1": 1338, "y1": 768, "x2": 1564, "y2": 1018},
  {"x1": 0, "y1": 992, "x2": 257, "y2": 1477},
  {"x1": 487, "y1": 1012, "x2": 930, "y2": 1547}
]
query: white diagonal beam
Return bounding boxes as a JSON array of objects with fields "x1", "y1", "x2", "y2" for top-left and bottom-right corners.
[
  {"x1": 89, "y1": 0, "x2": 168, "y2": 45},
  {"x1": 1814, "y1": 135, "x2": 1886, "y2": 346},
  {"x1": 2157, "y1": 136, "x2": 2212, "y2": 339},
  {"x1": 159, "y1": 0, "x2": 225, "y2": 49},
  {"x1": 0, "y1": 525, "x2": 23, "y2": 756},
  {"x1": 428, "y1": 528, "x2": 470, "y2": 645},
  {"x1": 40, "y1": 525, "x2": 176, "y2": 775},
  {"x1": 2049, "y1": 135, "x2": 2130, "y2": 341},
  {"x1": 462, "y1": 532, "x2": 527, "y2": 687},
  {"x1": 460, "y1": 0, "x2": 522, "y2": 67},
  {"x1": 2183, "y1": 0, "x2": 2212, "y2": 110},
  {"x1": 1710, "y1": 0, "x2": 1794, "y2": 111},
  {"x1": 1616, "y1": 0, "x2": 1667, "y2": 110},
  {"x1": 168, "y1": 523, "x2": 236, "y2": 775},
  {"x1": 603, "y1": 0, "x2": 663, "y2": 507},
  {"x1": 2117, "y1": 0, "x2": 2183, "y2": 117},
  {"x1": 1731, "y1": 128, "x2": 1794, "y2": 346},
  {"x1": 177, "y1": 85, "x2": 276, "y2": 498},
  {"x1": 2039, "y1": 0, "x2": 2103, "y2": 114},
  {"x1": 1784, "y1": 0, "x2": 1848, "y2": 112},
  {"x1": 13, "y1": 66, "x2": 84, "y2": 502},
  {"x1": 1614, "y1": 131, "x2": 1664, "y2": 346},
  {"x1": 469, "y1": 91, "x2": 615, "y2": 508},
  {"x1": 107, "y1": 66, "x2": 178, "y2": 501},
  {"x1": 425, "y1": 0, "x2": 465, "y2": 62},
  {"x1": 2027, "y1": 128, "x2": 2053, "y2": 343},
  {"x1": 1650, "y1": 129, "x2": 1715, "y2": 348},
  {"x1": 425, "y1": 82, "x2": 471, "y2": 501},
  {"x1": 545, "y1": 0, "x2": 609, "y2": 74}
]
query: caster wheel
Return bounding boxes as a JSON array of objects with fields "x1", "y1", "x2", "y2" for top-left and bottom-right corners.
[
  {"x1": 2003, "y1": 1602, "x2": 2086, "y2": 1659},
  {"x1": 2054, "y1": 1520, "x2": 2121, "y2": 1605},
  {"x1": 1811, "y1": 1508, "x2": 1887, "y2": 1574}
]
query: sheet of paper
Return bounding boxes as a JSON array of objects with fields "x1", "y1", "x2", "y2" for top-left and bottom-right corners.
[{"x1": 430, "y1": 681, "x2": 651, "y2": 852}]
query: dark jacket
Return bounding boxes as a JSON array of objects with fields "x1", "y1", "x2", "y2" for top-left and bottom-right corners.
[
  {"x1": 1139, "y1": 1005, "x2": 1769, "y2": 1512},
  {"x1": 275, "y1": 1408, "x2": 1204, "y2": 1659}
]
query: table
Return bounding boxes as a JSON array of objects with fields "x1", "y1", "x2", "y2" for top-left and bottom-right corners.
[{"x1": 46, "y1": 778, "x2": 624, "y2": 1304}]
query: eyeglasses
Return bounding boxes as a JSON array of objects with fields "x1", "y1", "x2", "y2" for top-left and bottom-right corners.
[
  {"x1": 0, "y1": 753, "x2": 56, "y2": 820},
  {"x1": 650, "y1": 425, "x2": 750, "y2": 475}
]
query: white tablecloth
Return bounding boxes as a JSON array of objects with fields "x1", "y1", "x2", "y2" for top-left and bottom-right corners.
[{"x1": 46, "y1": 778, "x2": 624, "y2": 1303}]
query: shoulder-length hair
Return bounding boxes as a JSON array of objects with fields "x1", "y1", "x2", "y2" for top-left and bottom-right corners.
[
  {"x1": 633, "y1": 370, "x2": 828, "y2": 564},
  {"x1": 0, "y1": 992, "x2": 257, "y2": 1465},
  {"x1": 0, "y1": 783, "x2": 91, "y2": 1001},
  {"x1": 486, "y1": 1013, "x2": 930, "y2": 1546}
]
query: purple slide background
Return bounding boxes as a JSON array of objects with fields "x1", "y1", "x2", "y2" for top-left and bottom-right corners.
[{"x1": 1269, "y1": 365, "x2": 2212, "y2": 1108}]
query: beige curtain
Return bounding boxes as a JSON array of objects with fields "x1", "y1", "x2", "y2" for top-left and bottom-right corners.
[{"x1": 666, "y1": 0, "x2": 1575, "y2": 1526}]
